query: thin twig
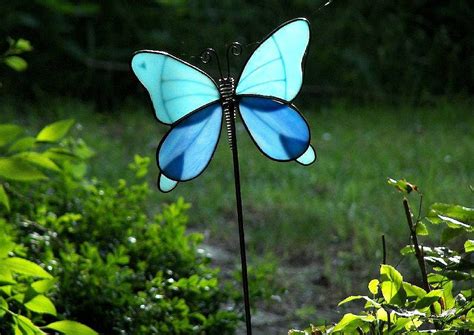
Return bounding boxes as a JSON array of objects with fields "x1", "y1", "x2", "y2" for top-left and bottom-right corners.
[
  {"x1": 403, "y1": 198, "x2": 430, "y2": 292},
  {"x1": 381, "y1": 234, "x2": 387, "y2": 264},
  {"x1": 403, "y1": 198, "x2": 441, "y2": 329}
]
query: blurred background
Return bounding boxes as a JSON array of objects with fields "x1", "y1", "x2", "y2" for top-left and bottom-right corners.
[
  {"x1": 2, "y1": 0, "x2": 473, "y2": 103},
  {"x1": 1, "y1": 1, "x2": 473, "y2": 334}
]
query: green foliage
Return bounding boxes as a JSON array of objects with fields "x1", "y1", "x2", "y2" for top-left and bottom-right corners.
[
  {"x1": 0, "y1": 120, "x2": 241, "y2": 334},
  {"x1": 1, "y1": 37, "x2": 32, "y2": 72},
  {"x1": 0, "y1": 226, "x2": 96, "y2": 335},
  {"x1": 0, "y1": 119, "x2": 86, "y2": 212},
  {"x1": 290, "y1": 180, "x2": 473, "y2": 334},
  {"x1": 229, "y1": 258, "x2": 285, "y2": 310}
]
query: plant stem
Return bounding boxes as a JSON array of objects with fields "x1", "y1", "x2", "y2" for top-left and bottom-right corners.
[
  {"x1": 403, "y1": 198, "x2": 430, "y2": 292},
  {"x1": 403, "y1": 198, "x2": 441, "y2": 329},
  {"x1": 381, "y1": 234, "x2": 387, "y2": 264}
]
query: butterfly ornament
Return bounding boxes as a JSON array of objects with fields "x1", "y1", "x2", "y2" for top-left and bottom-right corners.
[{"x1": 131, "y1": 18, "x2": 316, "y2": 193}]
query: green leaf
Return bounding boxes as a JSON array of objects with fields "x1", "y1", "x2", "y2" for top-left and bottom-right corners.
[
  {"x1": 31, "y1": 279, "x2": 55, "y2": 293},
  {"x1": 0, "y1": 184, "x2": 10, "y2": 212},
  {"x1": 368, "y1": 279, "x2": 379, "y2": 295},
  {"x1": 415, "y1": 222, "x2": 429, "y2": 235},
  {"x1": 45, "y1": 320, "x2": 98, "y2": 335},
  {"x1": 43, "y1": 148, "x2": 78, "y2": 162},
  {"x1": 465, "y1": 240, "x2": 474, "y2": 253},
  {"x1": 0, "y1": 124, "x2": 23, "y2": 146},
  {"x1": 441, "y1": 280, "x2": 455, "y2": 309},
  {"x1": 0, "y1": 285, "x2": 12, "y2": 296},
  {"x1": 36, "y1": 119, "x2": 74, "y2": 142},
  {"x1": 467, "y1": 307, "x2": 474, "y2": 322},
  {"x1": 400, "y1": 245, "x2": 415, "y2": 255},
  {"x1": 390, "y1": 317, "x2": 411, "y2": 332},
  {"x1": 437, "y1": 215, "x2": 471, "y2": 230},
  {"x1": 4, "y1": 56, "x2": 28, "y2": 72},
  {"x1": 25, "y1": 294, "x2": 57, "y2": 315},
  {"x1": 401, "y1": 245, "x2": 436, "y2": 256},
  {"x1": 428, "y1": 273, "x2": 448, "y2": 284},
  {"x1": 0, "y1": 265, "x2": 16, "y2": 285},
  {"x1": 0, "y1": 157, "x2": 47, "y2": 181},
  {"x1": 128, "y1": 154, "x2": 150, "y2": 178},
  {"x1": 403, "y1": 282, "x2": 426, "y2": 299},
  {"x1": 14, "y1": 38, "x2": 33, "y2": 52},
  {"x1": 7, "y1": 136, "x2": 36, "y2": 153},
  {"x1": 0, "y1": 257, "x2": 52, "y2": 279},
  {"x1": 415, "y1": 289, "x2": 443, "y2": 309},
  {"x1": 13, "y1": 323, "x2": 22, "y2": 335},
  {"x1": 14, "y1": 152, "x2": 61, "y2": 172},
  {"x1": 15, "y1": 314, "x2": 44, "y2": 334},
  {"x1": 0, "y1": 296, "x2": 8, "y2": 317},
  {"x1": 338, "y1": 295, "x2": 381, "y2": 308},
  {"x1": 0, "y1": 239, "x2": 16, "y2": 258},
  {"x1": 333, "y1": 313, "x2": 375, "y2": 332},
  {"x1": 380, "y1": 264, "x2": 406, "y2": 305},
  {"x1": 387, "y1": 177, "x2": 419, "y2": 194},
  {"x1": 12, "y1": 293, "x2": 24, "y2": 303},
  {"x1": 427, "y1": 203, "x2": 474, "y2": 227},
  {"x1": 63, "y1": 161, "x2": 87, "y2": 179},
  {"x1": 375, "y1": 308, "x2": 392, "y2": 322}
]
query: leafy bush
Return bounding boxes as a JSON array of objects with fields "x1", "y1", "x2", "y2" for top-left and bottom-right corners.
[
  {"x1": 0, "y1": 220, "x2": 96, "y2": 335},
  {"x1": 0, "y1": 119, "x2": 81, "y2": 212},
  {"x1": 290, "y1": 179, "x2": 473, "y2": 334},
  {"x1": 1, "y1": 120, "x2": 241, "y2": 334}
]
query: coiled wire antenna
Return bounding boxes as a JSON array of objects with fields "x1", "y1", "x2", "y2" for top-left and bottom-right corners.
[
  {"x1": 200, "y1": 47, "x2": 223, "y2": 78},
  {"x1": 199, "y1": 43, "x2": 244, "y2": 149},
  {"x1": 226, "y1": 42, "x2": 242, "y2": 77}
]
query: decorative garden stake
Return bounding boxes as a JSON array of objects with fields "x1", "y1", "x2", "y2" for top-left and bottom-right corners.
[{"x1": 131, "y1": 18, "x2": 315, "y2": 334}]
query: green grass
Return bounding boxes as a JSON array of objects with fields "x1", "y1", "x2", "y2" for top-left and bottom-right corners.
[{"x1": 3, "y1": 97, "x2": 473, "y2": 289}]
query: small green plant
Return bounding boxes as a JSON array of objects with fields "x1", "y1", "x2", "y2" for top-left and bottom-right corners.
[
  {"x1": 0, "y1": 119, "x2": 87, "y2": 212},
  {"x1": 0, "y1": 220, "x2": 96, "y2": 334},
  {"x1": 290, "y1": 178, "x2": 473, "y2": 334},
  {"x1": 1, "y1": 37, "x2": 32, "y2": 72}
]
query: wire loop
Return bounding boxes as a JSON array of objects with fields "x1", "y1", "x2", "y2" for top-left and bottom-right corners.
[
  {"x1": 199, "y1": 47, "x2": 223, "y2": 78},
  {"x1": 226, "y1": 42, "x2": 242, "y2": 77}
]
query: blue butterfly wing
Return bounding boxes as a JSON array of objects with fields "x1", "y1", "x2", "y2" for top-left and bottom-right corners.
[
  {"x1": 131, "y1": 51, "x2": 220, "y2": 124},
  {"x1": 236, "y1": 19, "x2": 310, "y2": 102},
  {"x1": 238, "y1": 96, "x2": 316, "y2": 165},
  {"x1": 157, "y1": 102, "x2": 222, "y2": 191}
]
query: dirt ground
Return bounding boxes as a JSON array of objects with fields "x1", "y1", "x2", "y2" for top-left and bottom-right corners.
[{"x1": 201, "y1": 241, "x2": 353, "y2": 335}]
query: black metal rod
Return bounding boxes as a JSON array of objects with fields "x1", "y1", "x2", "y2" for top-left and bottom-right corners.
[{"x1": 228, "y1": 108, "x2": 252, "y2": 335}]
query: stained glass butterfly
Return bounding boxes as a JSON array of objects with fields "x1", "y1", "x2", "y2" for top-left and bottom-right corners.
[{"x1": 131, "y1": 18, "x2": 316, "y2": 192}]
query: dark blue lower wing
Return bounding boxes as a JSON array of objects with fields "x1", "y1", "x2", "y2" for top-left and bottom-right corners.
[
  {"x1": 157, "y1": 102, "x2": 222, "y2": 191},
  {"x1": 238, "y1": 96, "x2": 316, "y2": 164}
]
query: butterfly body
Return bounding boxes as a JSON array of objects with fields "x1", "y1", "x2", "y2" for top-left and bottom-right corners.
[
  {"x1": 217, "y1": 77, "x2": 238, "y2": 146},
  {"x1": 131, "y1": 18, "x2": 316, "y2": 192}
]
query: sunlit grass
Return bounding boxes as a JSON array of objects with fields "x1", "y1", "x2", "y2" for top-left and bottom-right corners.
[{"x1": 4, "y1": 97, "x2": 473, "y2": 289}]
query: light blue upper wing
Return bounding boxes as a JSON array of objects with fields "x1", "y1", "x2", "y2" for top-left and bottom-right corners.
[
  {"x1": 157, "y1": 102, "x2": 222, "y2": 191},
  {"x1": 239, "y1": 96, "x2": 315, "y2": 165},
  {"x1": 131, "y1": 51, "x2": 220, "y2": 124},
  {"x1": 235, "y1": 19, "x2": 310, "y2": 101}
]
